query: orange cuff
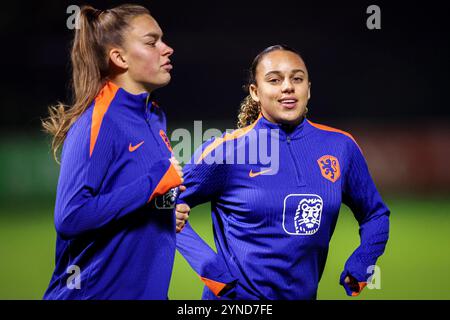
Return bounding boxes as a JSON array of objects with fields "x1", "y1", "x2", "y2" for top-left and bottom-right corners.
[
  {"x1": 351, "y1": 282, "x2": 367, "y2": 296},
  {"x1": 200, "y1": 276, "x2": 228, "y2": 297},
  {"x1": 147, "y1": 163, "x2": 182, "y2": 203}
]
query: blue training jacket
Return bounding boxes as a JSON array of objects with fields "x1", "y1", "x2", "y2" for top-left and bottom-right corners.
[
  {"x1": 176, "y1": 114, "x2": 390, "y2": 300},
  {"x1": 44, "y1": 82, "x2": 182, "y2": 299}
]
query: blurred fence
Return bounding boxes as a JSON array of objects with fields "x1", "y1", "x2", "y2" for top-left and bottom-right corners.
[
  {"x1": 1, "y1": 120, "x2": 449, "y2": 207},
  {"x1": 0, "y1": 133, "x2": 59, "y2": 205},
  {"x1": 348, "y1": 120, "x2": 450, "y2": 195}
]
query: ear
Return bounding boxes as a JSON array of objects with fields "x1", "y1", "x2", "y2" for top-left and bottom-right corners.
[
  {"x1": 308, "y1": 82, "x2": 311, "y2": 100},
  {"x1": 109, "y1": 47, "x2": 128, "y2": 69},
  {"x1": 249, "y1": 84, "x2": 260, "y2": 103}
]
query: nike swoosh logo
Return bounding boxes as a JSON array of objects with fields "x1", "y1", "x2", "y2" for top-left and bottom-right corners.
[
  {"x1": 249, "y1": 168, "x2": 272, "y2": 178},
  {"x1": 129, "y1": 141, "x2": 144, "y2": 152}
]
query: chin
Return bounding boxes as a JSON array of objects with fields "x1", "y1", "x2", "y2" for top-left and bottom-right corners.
[
  {"x1": 159, "y1": 75, "x2": 172, "y2": 87},
  {"x1": 146, "y1": 78, "x2": 171, "y2": 91},
  {"x1": 280, "y1": 112, "x2": 304, "y2": 124}
]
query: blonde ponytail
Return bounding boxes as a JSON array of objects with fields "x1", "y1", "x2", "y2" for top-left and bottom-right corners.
[{"x1": 42, "y1": 4, "x2": 151, "y2": 162}]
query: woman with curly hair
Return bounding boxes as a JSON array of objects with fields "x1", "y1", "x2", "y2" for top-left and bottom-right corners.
[{"x1": 176, "y1": 45, "x2": 390, "y2": 300}]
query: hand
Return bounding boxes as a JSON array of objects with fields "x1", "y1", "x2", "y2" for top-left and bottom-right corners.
[
  {"x1": 175, "y1": 201, "x2": 190, "y2": 233},
  {"x1": 344, "y1": 275, "x2": 361, "y2": 293},
  {"x1": 170, "y1": 156, "x2": 184, "y2": 184}
]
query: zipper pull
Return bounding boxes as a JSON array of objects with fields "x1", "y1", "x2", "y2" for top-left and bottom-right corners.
[{"x1": 287, "y1": 136, "x2": 291, "y2": 144}]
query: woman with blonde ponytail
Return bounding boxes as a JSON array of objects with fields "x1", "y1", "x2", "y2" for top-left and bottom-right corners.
[
  {"x1": 43, "y1": 4, "x2": 187, "y2": 299},
  {"x1": 176, "y1": 45, "x2": 390, "y2": 300}
]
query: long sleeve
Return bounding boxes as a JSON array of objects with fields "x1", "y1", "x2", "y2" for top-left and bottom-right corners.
[
  {"x1": 176, "y1": 138, "x2": 237, "y2": 296},
  {"x1": 54, "y1": 114, "x2": 181, "y2": 239},
  {"x1": 340, "y1": 139, "x2": 390, "y2": 296},
  {"x1": 176, "y1": 138, "x2": 229, "y2": 208},
  {"x1": 177, "y1": 222, "x2": 237, "y2": 296}
]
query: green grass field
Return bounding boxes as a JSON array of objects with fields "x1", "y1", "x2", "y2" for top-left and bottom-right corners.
[{"x1": 0, "y1": 197, "x2": 449, "y2": 300}]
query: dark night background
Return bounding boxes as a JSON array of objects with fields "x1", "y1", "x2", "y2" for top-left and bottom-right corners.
[
  {"x1": 1, "y1": 1, "x2": 450, "y2": 300},
  {"x1": 1, "y1": 0, "x2": 449, "y2": 132}
]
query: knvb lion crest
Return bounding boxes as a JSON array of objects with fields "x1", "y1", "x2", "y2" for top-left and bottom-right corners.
[
  {"x1": 317, "y1": 155, "x2": 341, "y2": 183},
  {"x1": 159, "y1": 129, "x2": 173, "y2": 152},
  {"x1": 283, "y1": 194, "x2": 323, "y2": 236}
]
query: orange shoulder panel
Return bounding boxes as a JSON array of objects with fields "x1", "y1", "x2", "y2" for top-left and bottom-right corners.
[
  {"x1": 308, "y1": 120, "x2": 362, "y2": 152},
  {"x1": 196, "y1": 114, "x2": 262, "y2": 164},
  {"x1": 307, "y1": 120, "x2": 357, "y2": 143},
  {"x1": 89, "y1": 81, "x2": 119, "y2": 157}
]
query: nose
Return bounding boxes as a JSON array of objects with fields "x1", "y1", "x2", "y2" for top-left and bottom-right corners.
[
  {"x1": 281, "y1": 79, "x2": 294, "y2": 93},
  {"x1": 161, "y1": 41, "x2": 174, "y2": 57}
]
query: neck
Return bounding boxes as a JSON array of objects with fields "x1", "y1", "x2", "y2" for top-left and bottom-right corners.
[
  {"x1": 283, "y1": 116, "x2": 305, "y2": 129},
  {"x1": 280, "y1": 121, "x2": 302, "y2": 133},
  {"x1": 261, "y1": 111, "x2": 305, "y2": 129},
  {"x1": 109, "y1": 74, "x2": 150, "y2": 95}
]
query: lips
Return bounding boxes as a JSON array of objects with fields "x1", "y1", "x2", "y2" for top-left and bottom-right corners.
[
  {"x1": 161, "y1": 61, "x2": 173, "y2": 71},
  {"x1": 278, "y1": 97, "x2": 298, "y2": 109}
]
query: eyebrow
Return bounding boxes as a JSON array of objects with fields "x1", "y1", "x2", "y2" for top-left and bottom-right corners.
[
  {"x1": 142, "y1": 32, "x2": 162, "y2": 39},
  {"x1": 264, "y1": 69, "x2": 306, "y2": 77}
]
